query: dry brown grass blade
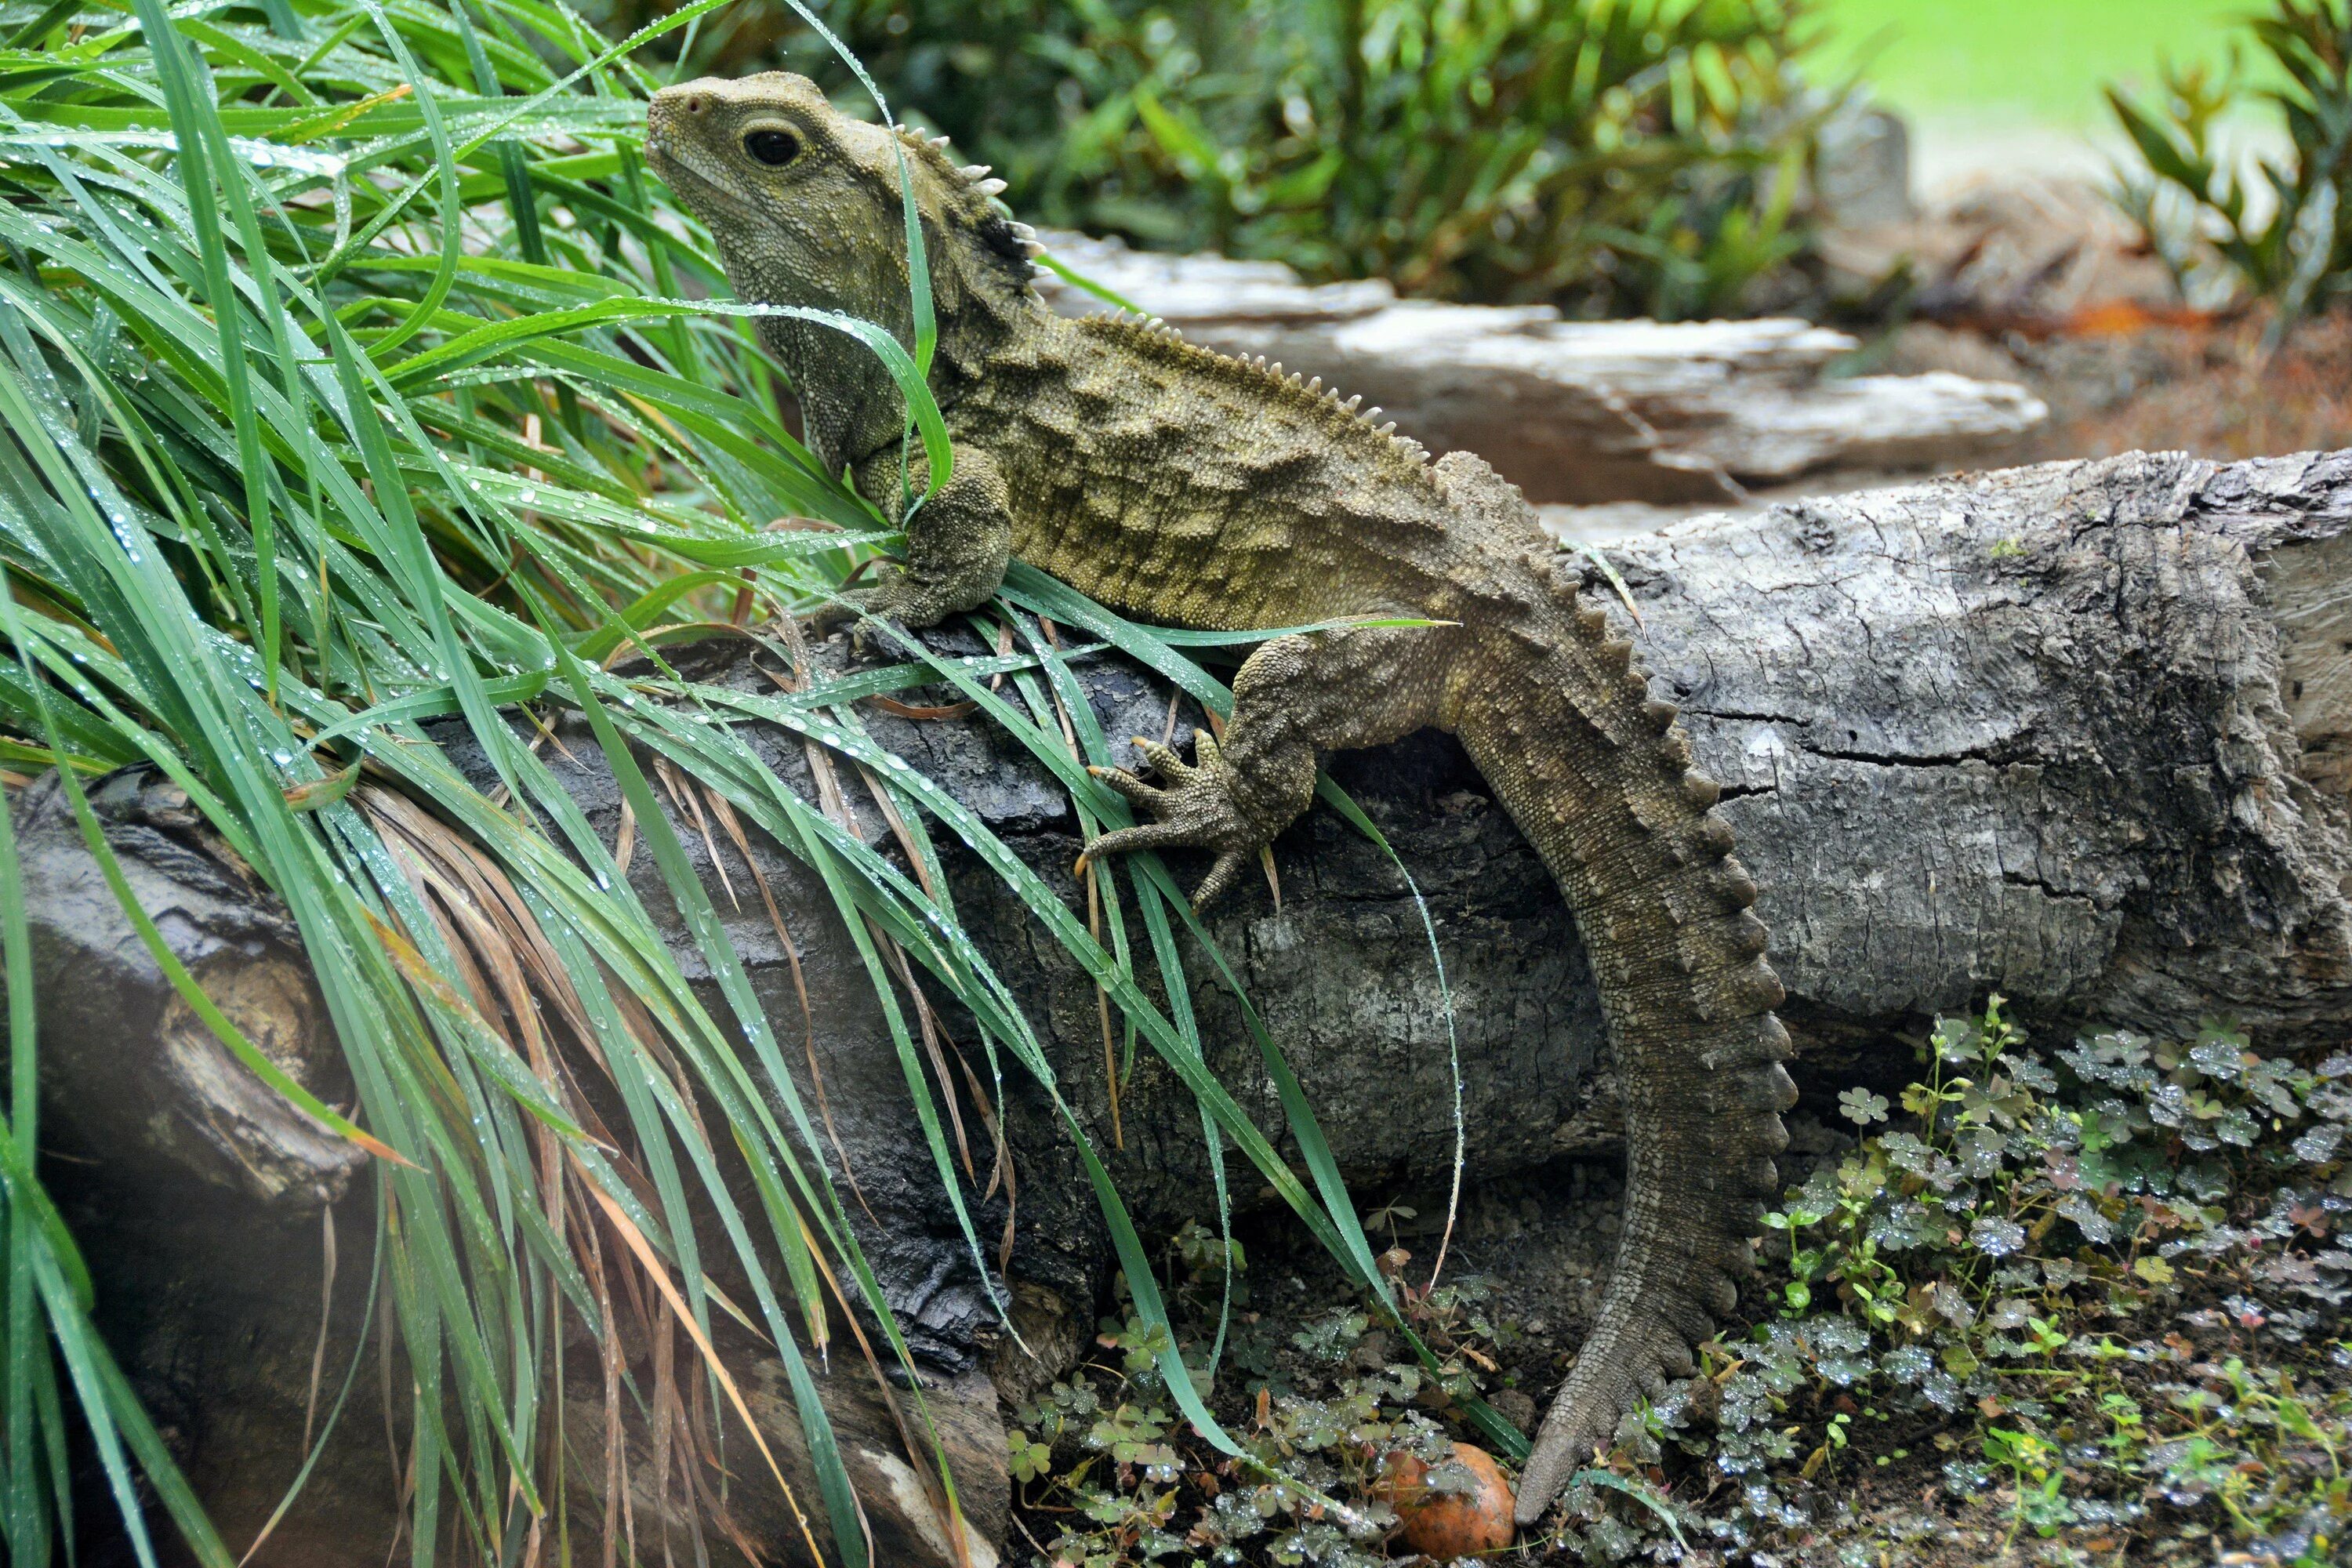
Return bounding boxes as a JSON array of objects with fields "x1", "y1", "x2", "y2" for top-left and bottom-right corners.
[
  {"x1": 383, "y1": 1436, "x2": 417, "y2": 1568},
  {"x1": 791, "y1": 1212, "x2": 973, "y2": 1568},
  {"x1": 518, "y1": 695, "x2": 584, "y2": 769},
  {"x1": 877, "y1": 931, "x2": 977, "y2": 1180},
  {"x1": 614, "y1": 797, "x2": 637, "y2": 878},
  {"x1": 583, "y1": 1176, "x2": 833, "y2": 1568},
  {"x1": 358, "y1": 888, "x2": 602, "y2": 1185},
  {"x1": 680, "y1": 1369, "x2": 771, "y2": 1566},
  {"x1": 698, "y1": 783, "x2": 873, "y2": 1220},
  {"x1": 236, "y1": 1204, "x2": 343, "y2": 1567},
  {"x1": 482, "y1": 710, "x2": 560, "y2": 808},
  {"x1": 421, "y1": 838, "x2": 579, "y2": 1241},
  {"x1": 760, "y1": 631, "x2": 975, "y2": 1561},
  {"x1": 583, "y1": 1205, "x2": 625, "y2": 1568},
  {"x1": 615, "y1": 621, "x2": 775, "y2": 660},
  {"x1": 800, "y1": 731, "x2": 858, "y2": 841},
  {"x1": 402, "y1": 870, "x2": 512, "y2": 1062},
  {"x1": 374, "y1": 768, "x2": 684, "y2": 1159},
  {"x1": 700, "y1": 783, "x2": 804, "y2": 1021},
  {"x1": 990, "y1": 618, "x2": 1013, "y2": 693},
  {"x1": 535, "y1": 1287, "x2": 564, "y2": 1568},
  {"x1": 304, "y1": 1204, "x2": 336, "y2": 1448},
  {"x1": 1086, "y1": 860, "x2": 1122, "y2": 1151},
  {"x1": 652, "y1": 1312, "x2": 676, "y2": 1568},
  {"x1": 855, "y1": 764, "x2": 931, "y2": 897},
  {"x1": 358, "y1": 789, "x2": 637, "y2": 1244},
  {"x1": 355, "y1": 782, "x2": 768, "y2": 1568},
  {"x1": 378, "y1": 1289, "x2": 401, "y2": 1519},
  {"x1": 608, "y1": 982, "x2": 714, "y2": 1152},
  {"x1": 362, "y1": 789, "x2": 557, "y2": 1039},
  {"x1": 941, "y1": 1038, "x2": 1016, "y2": 1272},
  {"x1": 795, "y1": 673, "x2": 957, "y2": 1223},
  {"x1": 1035, "y1": 621, "x2": 1081, "y2": 757},
  {"x1": 864, "y1": 694, "x2": 978, "y2": 720},
  {"x1": 654, "y1": 755, "x2": 741, "y2": 913},
  {"x1": 695, "y1": 1275, "x2": 771, "y2": 1345},
  {"x1": 1030, "y1": 624, "x2": 1125, "y2": 1150},
  {"x1": 775, "y1": 612, "x2": 867, "y2": 852},
  {"x1": 362, "y1": 909, "x2": 556, "y2": 1111},
  {"x1": 854, "y1": 764, "x2": 980, "y2": 1178}
]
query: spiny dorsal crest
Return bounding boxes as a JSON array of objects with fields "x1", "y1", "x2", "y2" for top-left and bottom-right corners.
[
  {"x1": 1219, "y1": 346, "x2": 1434, "y2": 473},
  {"x1": 892, "y1": 124, "x2": 1043, "y2": 278}
]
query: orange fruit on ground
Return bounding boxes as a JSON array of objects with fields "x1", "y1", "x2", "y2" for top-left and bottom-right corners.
[{"x1": 1374, "y1": 1441, "x2": 1515, "y2": 1558}]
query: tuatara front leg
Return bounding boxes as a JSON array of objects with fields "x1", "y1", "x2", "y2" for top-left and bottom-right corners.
[
  {"x1": 1083, "y1": 623, "x2": 1457, "y2": 906},
  {"x1": 819, "y1": 444, "x2": 1013, "y2": 633}
]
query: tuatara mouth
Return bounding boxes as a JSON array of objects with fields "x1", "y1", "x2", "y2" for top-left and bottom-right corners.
[
  {"x1": 644, "y1": 143, "x2": 743, "y2": 235},
  {"x1": 637, "y1": 123, "x2": 690, "y2": 194},
  {"x1": 641, "y1": 98, "x2": 741, "y2": 226}
]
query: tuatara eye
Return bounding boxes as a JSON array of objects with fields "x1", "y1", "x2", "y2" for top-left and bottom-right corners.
[{"x1": 742, "y1": 129, "x2": 801, "y2": 168}]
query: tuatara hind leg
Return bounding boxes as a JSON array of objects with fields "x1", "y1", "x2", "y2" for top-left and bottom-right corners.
[{"x1": 1083, "y1": 623, "x2": 1455, "y2": 906}]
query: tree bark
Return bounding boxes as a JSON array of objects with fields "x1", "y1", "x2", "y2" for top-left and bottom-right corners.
[{"x1": 25, "y1": 448, "x2": 2351, "y2": 1564}]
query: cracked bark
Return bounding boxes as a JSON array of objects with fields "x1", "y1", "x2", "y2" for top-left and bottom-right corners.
[{"x1": 25, "y1": 449, "x2": 2352, "y2": 1564}]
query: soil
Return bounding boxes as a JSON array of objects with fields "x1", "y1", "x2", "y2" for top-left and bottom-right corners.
[{"x1": 1894, "y1": 311, "x2": 2352, "y2": 469}]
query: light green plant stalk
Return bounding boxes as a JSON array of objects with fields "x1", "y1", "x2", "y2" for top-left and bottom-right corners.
[
  {"x1": 0, "y1": 0, "x2": 1486, "y2": 1559},
  {"x1": 2107, "y1": 0, "x2": 2352, "y2": 339}
]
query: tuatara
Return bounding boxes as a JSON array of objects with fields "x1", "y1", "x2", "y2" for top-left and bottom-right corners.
[{"x1": 645, "y1": 71, "x2": 1796, "y2": 1524}]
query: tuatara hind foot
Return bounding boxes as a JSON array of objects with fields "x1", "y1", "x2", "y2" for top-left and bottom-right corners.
[
  {"x1": 807, "y1": 573, "x2": 956, "y2": 650},
  {"x1": 1082, "y1": 731, "x2": 1266, "y2": 909}
]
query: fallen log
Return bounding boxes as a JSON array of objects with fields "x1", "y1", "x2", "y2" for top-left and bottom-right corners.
[
  {"x1": 1034, "y1": 231, "x2": 2050, "y2": 504},
  {"x1": 27, "y1": 448, "x2": 2351, "y2": 1563}
]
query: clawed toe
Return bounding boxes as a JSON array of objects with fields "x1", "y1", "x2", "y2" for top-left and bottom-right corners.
[
  {"x1": 1076, "y1": 731, "x2": 1269, "y2": 909},
  {"x1": 806, "y1": 583, "x2": 898, "y2": 644},
  {"x1": 1133, "y1": 736, "x2": 1196, "y2": 782},
  {"x1": 1080, "y1": 820, "x2": 1193, "y2": 863},
  {"x1": 1189, "y1": 848, "x2": 1253, "y2": 909},
  {"x1": 1086, "y1": 764, "x2": 1166, "y2": 811},
  {"x1": 807, "y1": 574, "x2": 969, "y2": 650}
]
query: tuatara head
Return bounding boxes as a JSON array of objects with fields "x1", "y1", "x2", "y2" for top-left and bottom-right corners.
[{"x1": 645, "y1": 71, "x2": 1037, "y2": 346}]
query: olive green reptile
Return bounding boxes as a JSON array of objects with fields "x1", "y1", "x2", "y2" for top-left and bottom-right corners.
[{"x1": 645, "y1": 71, "x2": 1797, "y2": 1526}]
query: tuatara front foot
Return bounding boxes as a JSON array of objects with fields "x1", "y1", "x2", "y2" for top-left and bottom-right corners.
[{"x1": 1081, "y1": 731, "x2": 1268, "y2": 909}]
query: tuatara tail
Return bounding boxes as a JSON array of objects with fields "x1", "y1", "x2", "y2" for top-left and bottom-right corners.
[{"x1": 1455, "y1": 569, "x2": 1795, "y2": 1527}]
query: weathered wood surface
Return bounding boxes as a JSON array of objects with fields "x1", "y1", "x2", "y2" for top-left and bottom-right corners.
[
  {"x1": 1624, "y1": 448, "x2": 2352, "y2": 1038},
  {"x1": 1034, "y1": 231, "x2": 2050, "y2": 503},
  {"x1": 29, "y1": 448, "x2": 2352, "y2": 1564}
]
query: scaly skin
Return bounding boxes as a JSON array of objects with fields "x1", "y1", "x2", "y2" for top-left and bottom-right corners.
[{"x1": 646, "y1": 72, "x2": 1797, "y2": 1526}]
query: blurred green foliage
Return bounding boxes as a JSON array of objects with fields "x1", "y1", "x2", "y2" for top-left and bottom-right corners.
[
  {"x1": 618, "y1": 0, "x2": 1839, "y2": 318},
  {"x1": 2108, "y1": 0, "x2": 2352, "y2": 337}
]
